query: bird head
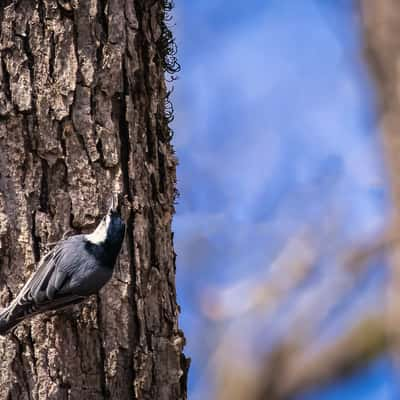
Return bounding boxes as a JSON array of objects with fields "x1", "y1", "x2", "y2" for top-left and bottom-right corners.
[{"x1": 85, "y1": 194, "x2": 125, "y2": 248}]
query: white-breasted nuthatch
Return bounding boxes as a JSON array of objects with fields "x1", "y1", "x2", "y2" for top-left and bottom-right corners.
[{"x1": 0, "y1": 195, "x2": 125, "y2": 335}]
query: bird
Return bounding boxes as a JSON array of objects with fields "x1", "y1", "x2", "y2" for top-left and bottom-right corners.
[{"x1": 0, "y1": 195, "x2": 125, "y2": 335}]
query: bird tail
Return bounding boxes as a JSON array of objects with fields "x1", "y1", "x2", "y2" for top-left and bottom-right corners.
[
  {"x1": 0, "y1": 305, "x2": 27, "y2": 335},
  {"x1": 0, "y1": 295, "x2": 85, "y2": 335}
]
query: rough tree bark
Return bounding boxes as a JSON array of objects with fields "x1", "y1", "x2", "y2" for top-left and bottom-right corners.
[{"x1": 0, "y1": 1, "x2": 188, "y2": 399}]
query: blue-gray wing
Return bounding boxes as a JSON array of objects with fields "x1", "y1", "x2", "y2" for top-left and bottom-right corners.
[{"x1": 4, "y1": 237, "x2": 85, "y2": 320}]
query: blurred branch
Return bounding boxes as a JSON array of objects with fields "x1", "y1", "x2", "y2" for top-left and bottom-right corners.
[
  {"x1": 201, "y1": 232, "x2": 317, "y2": 321},
  {"x1": 277, "y1": 314, "x2": 389, "y2": 399},
  {"x1": 343, "y1": 226, "x2": 399, "y2": 273},
  {"x1": 211, "y1": 223, "x2": 395, "y2": 400},
  {"x1": 215, "y1": 314, "x2": 389, "y2": 400},
  {"x1": 205, "y1": 224, "x2": 396, "y2": 325}
]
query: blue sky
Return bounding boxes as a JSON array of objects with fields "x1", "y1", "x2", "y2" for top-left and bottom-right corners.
[{"x1": 171, "y1": 1, "x2": 394, "y2": 398}]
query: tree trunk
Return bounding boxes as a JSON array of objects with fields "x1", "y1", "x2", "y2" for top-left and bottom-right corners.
[{"x1": 0, "y1": 1, "x2": 188, "y2": 399}]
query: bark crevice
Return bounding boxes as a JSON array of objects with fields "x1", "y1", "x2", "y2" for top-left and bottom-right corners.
[
  {"x1": 31, "y1": 210, "x2": 41, "y2": 263},
  {"x1": 11, "y1": 332, "x2": 33, "y2": 400},
  {"x1": 96, "y1": 294, "x2": 109, "y2": 400},
  {"x1": 39, "y1": 158, "x2": 49, "y2": 213}
]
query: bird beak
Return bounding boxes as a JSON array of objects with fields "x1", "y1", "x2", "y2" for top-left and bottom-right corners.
[{"x1": 109, "y1": 193, "x2": 117, "y2": 213}]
